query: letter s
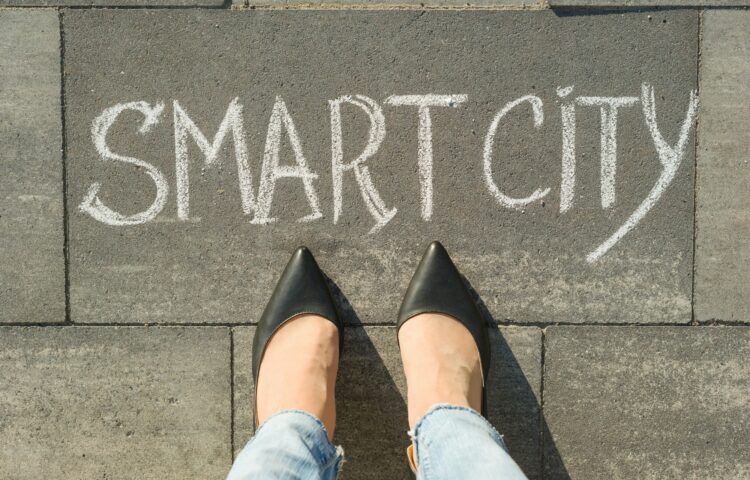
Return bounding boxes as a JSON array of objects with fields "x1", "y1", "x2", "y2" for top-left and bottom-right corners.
[{"x1": 79, "y1": 101, "x2": 168, "y2": 226}]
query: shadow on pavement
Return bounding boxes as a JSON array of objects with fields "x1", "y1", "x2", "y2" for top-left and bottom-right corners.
[
  {"x1": 466, "y1": 278, "x2": 572, "y2": 480},
  {"x1": 326, "y1": 276, "x2": 412, "y2": 480}
]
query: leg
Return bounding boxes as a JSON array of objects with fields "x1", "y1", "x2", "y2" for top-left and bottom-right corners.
[
  {"x1": 400, "y1": 314, "x2": 528, "y2": 479},
  {"x1": 227, "y1": 314, "x2": 343, "y2": 480}
]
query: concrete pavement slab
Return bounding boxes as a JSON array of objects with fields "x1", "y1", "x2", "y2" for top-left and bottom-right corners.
[
  {"x1": 65, "y1": 10, "x2": 698, "y2": 324},
  {"x1": 3, "y1": 0, "x2": 223, "y2": 6},
  {"x1": 235, "y1": 0, "x2": 541, "y2": 8},
  {"x1": 550, "y1": 1, "x2": 749, "y2": 6},
  {"x1": 0, "y1": 11, "x2": 65, "y2": 324},
  {"x1": 233, "y1": 325, "x2": 542, "y2": 479},
  {"x1": 543, "y1": 326, "x2": 750, "y2": 479},
  {"x1": 695, "y1": 10, "x2": 750, "y2": 323},
  {"x1": 0, "y1": 327, "x2": 231, "y2": 479}
]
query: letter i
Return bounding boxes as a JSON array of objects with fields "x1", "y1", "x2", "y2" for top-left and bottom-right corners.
[{"x1": 558, "y1": 86, "x2": 576, "y2": 214}]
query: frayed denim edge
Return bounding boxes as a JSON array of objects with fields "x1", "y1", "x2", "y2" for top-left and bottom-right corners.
[
  {"x1": 411, "y1": 403, "x2": 509, "y2": 452},
  {"x1": 257, "y1": 409, "x2": 345, "y2": 473}
]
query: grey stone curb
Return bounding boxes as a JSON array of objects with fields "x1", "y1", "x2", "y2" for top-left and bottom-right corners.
[{"x1": 2, "y1": 1, "x2": 748, "y2": 8}]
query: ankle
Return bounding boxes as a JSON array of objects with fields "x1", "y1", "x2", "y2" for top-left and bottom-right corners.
[
  {"x1": 255, "y1": 315, "x2": 339, "y2": 438},
  {"x1": 399, "y1": 313, "x2": 483, "y2": 428},
  {"x1": 407, "y1": 395, "x2": 474, "y2": 430}
]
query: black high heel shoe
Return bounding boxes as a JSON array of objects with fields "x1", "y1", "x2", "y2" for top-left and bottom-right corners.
[
  {"x1": 397, "y1": 241, "x2": 491, "y2": 416},
  {"x1": 252, "y1": 246, "x2": 343, "y2": 426}
]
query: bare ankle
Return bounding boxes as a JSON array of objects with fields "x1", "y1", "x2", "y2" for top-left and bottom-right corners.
[
  {"x1": 399, "y1": 313, "x2": 483, "y2": 428},
  {"x1": 255, "y1": 315, "x2": 339, "y2": 438}
]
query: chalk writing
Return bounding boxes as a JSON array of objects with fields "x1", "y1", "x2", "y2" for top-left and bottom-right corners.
[
  {"x1": 330, "y1": 95, "x2": 397, "y2": 234},
  {"x1": 483, "y1": 95, "x2": 550, "y2": 210},
  {"x1": 586, "y1": 84, "x2": 699, "y2": 263},
  {"x1": 577, "y1": 95, "x2": 640, "y2": 209},
  {"x1": 254, "y1": 96, "x2": 322, "y2": 224},
  {"x1": 558, "y1": 86, "x2": 576, "y2": 214},
  {"x1": 385, "y1": 94, "x2": 468, "y2": 221},
  {"x1": 174, "y1": 97, "x2": 254, "y2": 220},
  {"x1": 80, "y1": 83, "x2": 698, "y2": 263},
  {"x1": 81, "y1": 101, "x2": 168, "y2": 225}
]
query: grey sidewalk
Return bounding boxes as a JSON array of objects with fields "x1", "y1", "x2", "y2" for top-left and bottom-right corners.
[
  {"x1": 2, "y1": 325, "x2": 747, "y2": 478},
  {"x1": 1, "y1": 5, "x2": 749, "y2": 480}
]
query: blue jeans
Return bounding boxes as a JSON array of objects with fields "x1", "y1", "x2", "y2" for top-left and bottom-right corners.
[{"x1": 227, "y1": 404, "x2": 528, "y2": 480}]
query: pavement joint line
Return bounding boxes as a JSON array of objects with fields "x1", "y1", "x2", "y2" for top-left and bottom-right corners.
[
  {"x1": 539, "y1": 327, "x2": 547, "y2": 479},
  {"x1": 231, "y1": 3, "x2": 548, "y2": 10},
  {"x1": 229, "y1": 328, "x2": 236, "y2": 461},
  {"x1": 59, "y1": 8, "x2": 72, "y2": 326},
  {"x1": 60, "y1": 4, "x2": 232, "y2": 9},
  {"x1": 230, "y1": 4, "x2": 740, "y2": 11},
  {"x1": 0, "y1": 5, "x2": 57, "y2": 9},
  {"x1": 0, "y1": 4, "x2": 747, "y2": 10},
  {"x1": 690, "y1": 8, "x2": 702, "y2": 327}
]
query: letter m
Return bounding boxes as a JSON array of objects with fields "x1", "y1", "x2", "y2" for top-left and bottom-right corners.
[{"x1": 173, "y1": 98, "x2": 255, "y2": 219}]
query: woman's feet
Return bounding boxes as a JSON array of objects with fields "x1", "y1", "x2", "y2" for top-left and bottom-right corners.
[
  {"x1": 252, "y1": 241, "x2": 488, "y2": 443},
  {"x1": 398, "y1": 313, "x2": 483, "y2": 429},
  {"x1": 256, "y1": 314, "x2": 340, "y2": 440}
]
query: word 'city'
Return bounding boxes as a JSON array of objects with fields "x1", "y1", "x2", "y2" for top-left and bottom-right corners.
[{"x1": 81, "y1": 84, "x2": 698, "y2": 263}]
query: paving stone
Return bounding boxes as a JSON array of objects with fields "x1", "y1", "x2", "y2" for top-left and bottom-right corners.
[
  {"x1": 695, "y1": 10, "x2": 750, "y2": 323},
  {"x1": 3, "y1": 0, "x2": 223, "y2": 6},
  {"x1": 0, "y1": 11, "x2": 64, "y2": 324},
  {"x1": 543, "y1": 326, "x2": 750, "y2": 479},
  {"x1": 233, "y1": 325, "x2": 542, "y2": 479},
  {"x1": 550, "y1": 1, "x2": 749, "y2": 5},
  {"x1": 235, "y1": 0, "x2": 540, "y2": 7},
  {"x1": 65, "y1": 10, "x2": 698, "y2": 324},
  {"x1": 0, "y1": 327, "x2": 231, "y2": 479}
]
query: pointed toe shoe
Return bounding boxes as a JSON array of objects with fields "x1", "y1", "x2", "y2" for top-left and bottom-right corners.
[
  {"x1": 252, "y1": 246, "x2": 343, "y2": 424},
  {"x1": 397, "y1": 241, "x2": 491, "y2": 416}
]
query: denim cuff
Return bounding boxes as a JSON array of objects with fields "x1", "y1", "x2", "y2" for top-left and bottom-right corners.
[
  {"x1": 407, "y1": 404, "x2": 528, "y2": 480},
  {"x1": 256, "y1": 409, "x2": 344, "y2": 471},
  {"x1": 410, "y1": 403, "x2": 509, "y2": 453}
]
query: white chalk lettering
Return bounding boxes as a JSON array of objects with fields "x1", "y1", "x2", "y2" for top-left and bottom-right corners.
[
  {"x1": 587, "y1": 84, "x2": 699, "y2": 262},
  {"x1": 557, "y1": 86, "x2": 576, "y2": 213},
  {"x1": 252, "y1": 96, "x2": 322, "y2": 224},
  {"x1": 80, "y1": 101, "x2": 168, "y2": 226},
  {"x1": 173, "y1": 98, "x2": 255, "y2": 220},
  {"x1": 384, "y1": 94, "x2": 468, "y2": 220},
  {"x1": 330, "y1": 95, "x2": 396, "y2": 233},
  {"x1": 483, "y1": 95, "x2": 550, "y2": 210},
  {"x1": 577, "y1": 95, "x2": 639, "y2": 209},
  {"x1": 83, "y1": 86, "x2": 699, "y2": 264}
]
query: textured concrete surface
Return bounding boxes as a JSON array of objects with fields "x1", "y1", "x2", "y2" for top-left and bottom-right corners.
[
  {"x1": 236, "y1": 0, "x2": 540, "y2": 7},
  {"x1": 695, "y1": 10, "x2": 750, "y2": 323},
  {"x1": 550, "y1": 1, "x2": 749, "y2": 5},
  {"x1": 0, "y1": 327, "x2": 231, "y2": 479},
  {"x1": 233, "y1": 325, "x2": 542, "y2": 479},
  {"x1": 0, "y1": 11, "x2": 65, "y2": 324},
  {"x1": 65, "y1": 10, "x2": 697, "y2": 325},
  {"x1": 4, "y1": 0, "x2": 223, "y2": 6},
  {"x1": 4, "y1": 5, "x2": 750, "y2": 477},
  {"x1": 543, "y1": 326, "x2": 750, "y2": 479}
]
